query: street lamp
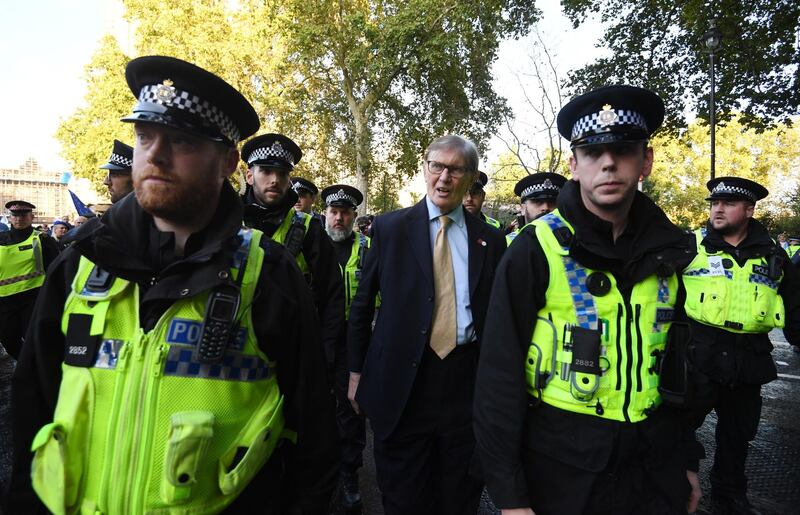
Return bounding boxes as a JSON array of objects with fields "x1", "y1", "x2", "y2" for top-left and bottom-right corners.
[{"x1": 704, "y1": 19, "x2": 722, "y2": 180}]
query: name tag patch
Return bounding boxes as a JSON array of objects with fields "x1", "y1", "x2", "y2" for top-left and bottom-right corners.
[
  {"x1": 752, "y1": 264, "x2": 769, "y2": 277},
  {"x1": 166, "y1": 318, "x2": 246, "y2": 350},
  {"x1": 17, "y1": 244, "x2": 32, "y2": 251},
  {"x1": 655, "y1": 307, "x2": 675, "y2": 323},
  {"x1": 707, "y1": 256, "x2": 725, "y2": 277}
]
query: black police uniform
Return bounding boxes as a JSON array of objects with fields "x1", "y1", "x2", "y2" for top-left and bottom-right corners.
[
  {"x1": 688, "y1": 180, "x2": 800, "y2": 512},
  {"x1": 241, "y1": 137, "x2": 344, "y2": 378},
  {"x1": 292, "y1": 176, "x2": 326, "y2": 226},
  {"x1": 9, "y1": 55, "x2": 339, "y2": 514},
  {"x1": 0, "y1": 212, "x2": 59, "y2": 359},
  {"x1": 474, "y1": 86, "x2": 699, "y2": 514},
  {"x1": 321, "y1": 184, "x2": 368, "y2": 510}
]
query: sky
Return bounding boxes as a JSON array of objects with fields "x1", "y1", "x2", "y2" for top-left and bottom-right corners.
[{"x1": 0, "y1": 0, "x2": 605, "y2": 176}]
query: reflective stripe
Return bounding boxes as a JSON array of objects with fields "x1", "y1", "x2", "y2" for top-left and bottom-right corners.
[
  {"x1": 94, "y1": 339, "x2": 125, "y2": 369},
  {"x1": 541, "y1": 214, "x2": 599, "y2": 331},
  {"x1": 749, "y1": 273, "x2": 779, "y2": 290},
  {"x1": 163, "y1": 346, "x2": 272, "y2": 381}
]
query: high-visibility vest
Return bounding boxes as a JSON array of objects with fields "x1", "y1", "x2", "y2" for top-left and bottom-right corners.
[
  {"x1": 506, "y1": 229, "x2": 519, "y2": 246},
  {"x1": 480, "y1": 212, "x2": 501, "y2": 229},
  {"x1": 30, "y1": 228, "x2": 289, "y2": 515},
  {"x1": 270, "y1": 208, "x2": 312, "y2": 278},
  {"x1": 342, "y1": 233, "x2": 370, "y2": 320},
  {"x1": 0, "y1": 230, "x2": 45, "y2": 297},
  {"x1": 683, "y1": 229, "x2": 784, "y2": 334},
  {"x1": 526, "y1": 211, "x2": 677, "y2": 423}
]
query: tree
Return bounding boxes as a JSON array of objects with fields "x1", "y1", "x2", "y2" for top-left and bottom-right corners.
[
  {"x1": 645, "y1": 116, "x2": 800, "y2": 228},
  {"x1": 56, "y1": 35, "x2": 132, "y2": 191},
  {"x1": 561, "y1": 0, "x2": 799, "y2": 132},
  {"x1": 279, "y1": 0, "x2": 539, "y2": 209}
]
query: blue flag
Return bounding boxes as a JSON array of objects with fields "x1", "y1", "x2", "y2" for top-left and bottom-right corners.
[{"x1": 68, "y1": 190, "x2": 94, "y2": 217}]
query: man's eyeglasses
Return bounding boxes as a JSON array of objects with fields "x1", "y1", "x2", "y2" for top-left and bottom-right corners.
[{"x1": 426, "y1": 160, "x2": 470, "y2": 178}]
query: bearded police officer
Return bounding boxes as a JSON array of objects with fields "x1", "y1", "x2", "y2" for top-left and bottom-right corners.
[
  {"x1": 240, "y1": 135, "x2": 344, "y2": 377},
  {"x1": 10, "y1": 56, "x2": 338, "y2": 514},
  {"x1": 463, "y1": 171, "x2": 501, "y2": 229},
  {"x1": 0, "y1": 201, "x2": 59, "y2": 359},
  {"x1": 322, "y1": 184, "x2": 368, "y2": 512},
  {"x1": 686, "y1": 177, "x2": 800, "y2": 514},
  {"x1": 100, "y1": 139, "x2": 134, "y2": 204},
  {"x1": 474, "y1": 86, "x2": 701, "y2": 514},
  {"x1": 506, "y1": 173, "x2": 567, "y2": 245}
]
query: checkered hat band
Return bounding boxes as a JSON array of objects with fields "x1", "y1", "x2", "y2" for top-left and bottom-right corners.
[
  {"x1": 521, "y1": 183, "x2": 559, "y2": 198},
  {"x1": 247, "y1": 145, "x2": 295, "y2": 166},
  {"x1": 571, "y1": 109, "x2": 647, "y2": 140},
  {"x1": 139, "y1": 84, "x2": 240, "y2": 143},
  {"x1": 109, "y1": 153, "x2": 132, "y2": 168},
  {"x1": 710, "y1": 183, "x2": 756, "y2": 201},
  {"x1": 326, "y1": 191, "x2": 356, "y2": 206}
]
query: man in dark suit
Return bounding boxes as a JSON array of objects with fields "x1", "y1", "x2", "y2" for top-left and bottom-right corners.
[{"x1": 347, "y1": 135, "x2": 505, "y2": 514}]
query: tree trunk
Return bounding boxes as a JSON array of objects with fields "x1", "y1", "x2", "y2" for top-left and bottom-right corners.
[{"x1": 353, "y1": 113, "x2": 371, "y2": 211}]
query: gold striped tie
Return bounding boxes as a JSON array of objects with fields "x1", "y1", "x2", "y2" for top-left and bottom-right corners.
[{"x1": 429, "y1": 215, "x2": 457, "y2": 359}]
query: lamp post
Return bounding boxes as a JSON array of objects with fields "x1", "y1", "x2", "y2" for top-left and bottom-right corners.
[{"x1": 704, "y1": 19, "x2": 722, "y2": 180}]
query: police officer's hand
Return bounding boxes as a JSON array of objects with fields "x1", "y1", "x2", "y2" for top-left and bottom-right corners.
[
  {"x1": 501, "y1": 509, "x2": 534, "y2": 515},
  {"x1": 348, "y1": 372, "x2": 361, "y2": 414},
  {"x1": 686, "y1": 470, "x2": 702, "y2": 513}
]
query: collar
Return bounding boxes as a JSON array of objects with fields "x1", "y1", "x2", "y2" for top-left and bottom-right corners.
[{"x1": 425, "y1": 195, "x2": 465, "y2": 229}]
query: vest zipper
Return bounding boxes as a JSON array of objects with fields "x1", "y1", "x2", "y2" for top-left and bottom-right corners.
[
  {"x1": 621, "y1": 296, "x2": 634, "y2": 423},
  {"x1": 635, "y1": 304, "x2": 644, "y2": 393},
  {"x1": 614, "y1": 304, "x2": 623, "y2": 390},
  {"x1": 129, "y1": 342, "x2": 168, "y2": 513},
  {"x1": 98, "y1": 342, "x2": 132, "y2": 511}
]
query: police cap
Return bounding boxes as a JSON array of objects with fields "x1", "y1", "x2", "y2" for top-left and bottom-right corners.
[
  {"x1": 706, "y1": 176, "x2": 768, "y2": 203},
  {"x1": 514, "y1": 173, "x2": 567, "y2": 202},
  {"x1": 241, "y1": 133, "x2": 302, "y2": 171},
  {"x1": 5, "y1": 200, "x2": 35, "y2": 213},
  {"x1": 292, "y1": 177, "x2": 319, "y2": 196},
  {"x1": 557, "y1": 85, "x2": 664, "y2": 148},
  {"x1": 321, "y1": 184, "x2": 363, "y2": 209},
  {"x1": 99, "y1": 140, "x2": 133, "y2": 172},
  {"x1": 121, "y1": 56, "x2": 259, "y2": 145}
]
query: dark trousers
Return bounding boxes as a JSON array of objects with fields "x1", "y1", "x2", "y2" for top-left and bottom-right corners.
[
  {"x1": 373, "y1": 344, "x2": 482, "y2": 515},
  {"x1": 692, "y1": 374, "x2": 762, "y2": 496},
  {"x1": 523, "y1": 407, "x2": 690, "y2": 515},
  {"x1": 0, "y1": 289, "x2": 37, "y2": 360},
  {"x1": 334, "y1": 335, "x2": 366, "y2": 473}
]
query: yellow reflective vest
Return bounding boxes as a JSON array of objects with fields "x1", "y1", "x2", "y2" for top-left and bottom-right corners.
[
  {"x1": 525, "y1": 212, "x2": 677, "y2": 423},
  {"x1": 683, "y1": 229, "x2": 785, "y2": 334},
  {"x1": 270, "y1": 208, "x2": 312, "y2": 279},
  {"x1": 30, "y1": 228, "x2": 288, "y2": 515},
  {"x1": 0, "y1": 230, "x2": 45, "y2": 297},
  {"x1": 343, "y1": 233, "x2": 370, "y2": 320},
  {"x1": 480, "y1": 212, "x2": 501, "y2": 230}
]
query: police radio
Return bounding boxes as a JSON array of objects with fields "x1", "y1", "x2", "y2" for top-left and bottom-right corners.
[{"x1": 197, "y1": 284, "x2": 241, "y2": 363}]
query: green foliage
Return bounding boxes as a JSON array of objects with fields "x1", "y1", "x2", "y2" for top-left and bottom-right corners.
[
  {"x1": 645, "y1": 116, "x2": 800, "y2": 229},
  {"x1": 56, "y1": 36, "x2": 131, "y2": 191},
  {"x1": 561, "y1": 0, "x2": 799, "y2": 132},
  {"x1": 57, "y1": 0, "x2": 539, "y2": 205},
  {"x1": 279, "y1": 0, "x2": 540, "y2": 209}
]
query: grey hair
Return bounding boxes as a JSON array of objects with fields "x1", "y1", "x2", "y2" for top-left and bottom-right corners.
[{"x1": 424, "y1": 135, "x2": 480, "y2": 174}]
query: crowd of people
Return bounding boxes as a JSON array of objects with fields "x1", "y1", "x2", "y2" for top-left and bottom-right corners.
[{"x1": 0, "y1": 55, "x2": 798, "y2": 515}]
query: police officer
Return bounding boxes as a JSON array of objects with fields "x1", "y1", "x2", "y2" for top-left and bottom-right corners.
[
  {"x1": 100, "y1": 139, "x2": 134, "y2": 204},
  {"x1": 506, "y1": 172, "x2": 567, "y2": 245},
  {"x1": 9, "y1": 56, "x2": 338, "y2": 514},
  {"x1": 463, "y1": 171, "x2": 501, "y2": 229},
  {"x1": 0, "y1": 201, "x2": 58, "y2": 359},
  {"x1": 293, "y1": 176, "x2": 326, "y2": 226},
  {"x1": 787, "y1": 235, "x2": 800, "y2": 261},
  {"x1": 241, "y1": 134, "x2": 344, "y2": 376},
  {"x1": 686, "y1": 177, "x2": 800, "y2": 514},
  {"x1": 474, "y1": 85, "x2": 701, "y2": 514},
  {"x1": 321, "y1": 184, "x2": 368, "y2": 512}
]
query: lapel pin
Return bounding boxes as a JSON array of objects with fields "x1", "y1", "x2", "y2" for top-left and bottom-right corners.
[{"x1": 477, "y1": 238, "x2": 486, "y2": 247}]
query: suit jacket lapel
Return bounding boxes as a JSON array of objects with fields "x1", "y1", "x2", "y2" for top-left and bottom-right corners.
[
  {"x1": 466, "y1": 211, "x2": 487, "y2": 298},
  {"x1": 405, "y1": 199, "x2": 433, "y2": 288}
]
